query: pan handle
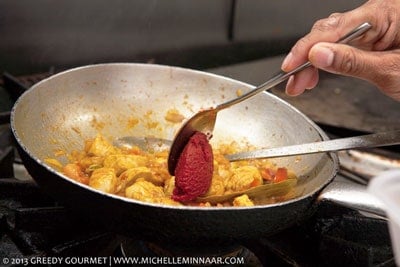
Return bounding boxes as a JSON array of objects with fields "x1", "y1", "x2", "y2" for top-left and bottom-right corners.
[{"x1": 318, "y1": 179, "x2": 386, "y2": 217}]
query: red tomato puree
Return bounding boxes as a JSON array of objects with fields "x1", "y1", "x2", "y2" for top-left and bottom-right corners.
[{"x1": 172, "y1": 132, "x2": 213, "y2": 202}]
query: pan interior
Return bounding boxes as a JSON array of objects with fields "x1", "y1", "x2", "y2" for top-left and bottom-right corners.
[{"x1": 11, "y1": 63, "x2": 338, "y2": 205}]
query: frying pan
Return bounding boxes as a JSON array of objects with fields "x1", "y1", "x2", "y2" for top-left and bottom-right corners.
[{"x1": 10, "y1": 63, "x2": 384, "y2": 245}]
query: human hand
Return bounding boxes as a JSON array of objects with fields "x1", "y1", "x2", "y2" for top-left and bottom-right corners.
[{"x1": 281, "y1": 0, "x2": 400, "y2": 101}]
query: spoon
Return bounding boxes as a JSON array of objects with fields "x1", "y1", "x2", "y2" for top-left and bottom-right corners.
[
  {"x1": 113, "y1": 136, "x2": 172, "y2": 152},
  {"x1": 115, "y1": 129, "x2": 400, "y2": 162},
  {"x1": 167, "y1": 22, "x2": 372, "y2": 175},
  {"x1": 226, "y1": 130, "x2": 400, "y2": 161}
]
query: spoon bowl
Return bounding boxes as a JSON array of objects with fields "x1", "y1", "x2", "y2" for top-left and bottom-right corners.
[{"x1": 167, "y1": 108, "x2": 217, "y2": 175}]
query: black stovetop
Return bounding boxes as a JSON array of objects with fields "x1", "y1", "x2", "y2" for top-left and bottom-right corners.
[{"x1": 0, "y1": 167, "x2": 395, "y2": 266}]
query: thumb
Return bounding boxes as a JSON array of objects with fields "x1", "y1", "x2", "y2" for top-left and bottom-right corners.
[
  {"x1": 309, "y1": 42, "x2": 374, "y2": 79},
  {"x1": 309, "y1": 43, "x2": 400, "y2": 100}
]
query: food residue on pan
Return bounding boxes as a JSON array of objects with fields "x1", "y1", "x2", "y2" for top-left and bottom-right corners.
[
  {"x1": 126, "y1": 108, "x2": 184, "y2": 131},
  {"x1": 90, "y1": 116, "x2": 106, "y2": 131},
  {"x1": 71, "y1": 126, "x2": 81, "y2": 134},
  {"x1": 164, "y1": 108, "x2": 185, "y2": 123},
  {"x1": 54, "y1": 149, "x2": 66, "y2": 157},
  {"x1": 236, "y1": 88, "x2": 244, "y2": 97},
  {"x1": 143, "y1": 111, "x2": 159, "y2": 129},
  {"x1": 126, "y1": 117, "x2": 140, "y2": 130}
]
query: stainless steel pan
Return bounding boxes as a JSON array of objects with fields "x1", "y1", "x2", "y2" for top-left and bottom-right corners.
[{"x1": 10, "y1": 63, "x2": 384, "y2": 244}]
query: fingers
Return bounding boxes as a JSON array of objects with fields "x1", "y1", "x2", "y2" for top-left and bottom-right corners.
[
  {"x1": 281, "y1": 14, "x2": 359, "y2": 97},
  {"x1": 285, "y1": 67, "x2": 318, "y2": 96},
  {"x1": 281, "y1": 0, "x2": 385, "y2": 74},
  {"x1": 309, "y1": 43, "x2": 400, "y2": 101},
  {"x1": 285, "y1": 43, "x2": 400, "y2": 101},
  {"x1": 280, "y1": 0, "x2": 393, "y2": 97},
  {"x1": 309, "y1": 43, "x2": 371, "y2": 78},
  {"x1": 281, "y1": 14, "x2": 344, "y2": 73}
]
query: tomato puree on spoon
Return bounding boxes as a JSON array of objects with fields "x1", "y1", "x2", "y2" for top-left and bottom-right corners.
[{"x1": 172, "y1": 132, "x2": 213, "y2": 202}]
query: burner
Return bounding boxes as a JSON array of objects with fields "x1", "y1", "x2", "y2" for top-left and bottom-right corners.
[
  {"x1": 0, "y1": 177, "x2": 122, "y2": 264},
  {"x1": 313, "y1": 203, "x2": 395, "y2": 266},
  {"x1": 317, "y1": 213, "x2": 394, "y2": 266}
]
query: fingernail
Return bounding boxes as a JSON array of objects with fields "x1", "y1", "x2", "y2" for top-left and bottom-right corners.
[
  {"x1": 311, "y1": 45, "x2": 334, "y2": 68},
  {"x1": 285, "y1": 75, "x2": 296, "y2": 95},
  {"x1": 281, "y1": 52, "x2": 293, "y2": 70},
  {"x1": 286, "y1": 75, "x2": 305, "y2": 96}
]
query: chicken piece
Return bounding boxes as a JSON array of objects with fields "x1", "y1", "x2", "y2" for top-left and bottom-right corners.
[
  {"x1": 125, "y1": 179, "x2": 181, "y2": 205},
  {"x1": 79, "y1": 156, "x2": 104, "y2": 171},
  {"x1": 212, "y1": 150, "x2": 231, "y2": 167},
  {"x1": 86, "y1": 134, "x2": 118, "y2": 157},
  {"x1": 103, "y1": 154, "x2": 147, "y2": 175},
  {"x1": 118, "y1": 167, "x2": 160, "y2": 193},
  {"x1": 216, "y1": 165, "x2": 232, "y2": 181},
  {"x1": 157, "y1": 197, "x2": 182, "y2": 206},
  {"x1": 125, "y1": 179, "x2": 168, "y2": 204},
  {"x1": 68, "y1": 150, "x2": 87, "y2": 163},
  {"x1": 225, "y1": 166, "x2": 262, "y2": 193},
  {"x1": 89, "y1": 167, "x2": 117, "y2": 193},
  {"x1": 218, "y1": 167, "x2": 232, "y2": 180},
  {"x1": 204, "y1": 175, "x2": 225, "y2": 196},
  {"x1": 233, "y1": 194, "x2": 254, "y2": 207},
  {"x1": 214, "y1": 142, "x2": 240, "y2": 155},
  {"x1": 164, "y1": 177, "x2": 175, "y2": 197},
  {"x1": 63, "y1": 163, "x2": 89, "y2": 184},
  {"x1": 146, "y1": 152, "x2": 171, "y2": 183},
  {"x1": 198, "y1": 202, "x2": 212, "y2": 207}
]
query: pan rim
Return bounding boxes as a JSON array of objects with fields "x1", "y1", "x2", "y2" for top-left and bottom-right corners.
[{"x1": 10, "y1": 62, "x2": 339, "y2": 211}]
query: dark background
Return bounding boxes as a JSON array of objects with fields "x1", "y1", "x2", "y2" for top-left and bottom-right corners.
[
  {"x1": 0, "y1": 0, "x2": 363, "y2": 74},
  {"x1": 3, "y1": 0, "x2": 400, "y2": 134}
]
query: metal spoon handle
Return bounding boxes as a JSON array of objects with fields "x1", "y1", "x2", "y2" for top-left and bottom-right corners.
[
  {"x1": 216, "y1": 22, "x2": 372, "y2": 111},
  {"x1": 226, "y1": 130, "x2": 400, "y2": 161}
]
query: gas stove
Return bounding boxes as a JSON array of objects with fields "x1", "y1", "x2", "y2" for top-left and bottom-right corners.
[{"x1": 0, "y1": 69, "x2": 397, "y2": 266}]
